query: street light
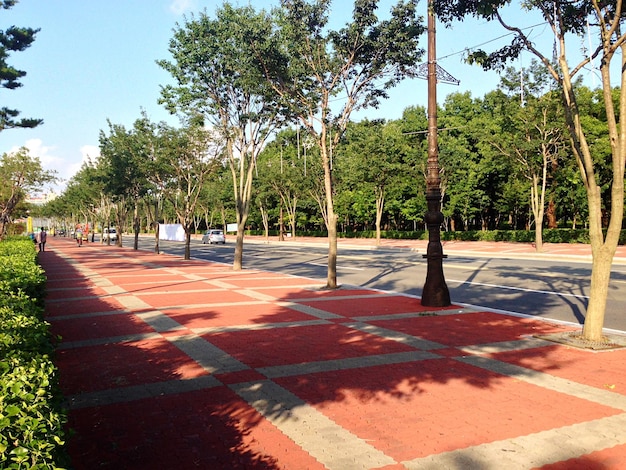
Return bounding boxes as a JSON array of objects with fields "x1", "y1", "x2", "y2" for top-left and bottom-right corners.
[{"x1": 418, "y1": 3, "x2": 458, "y2": 307}]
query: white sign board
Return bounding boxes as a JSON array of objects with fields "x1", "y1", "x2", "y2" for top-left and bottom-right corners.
[
  {"x1": 158, "y1": 224, "x2": 185, "y2": 241},
  {"x1": 226, "y1": 223, "x2": 238, "y2": 233}
]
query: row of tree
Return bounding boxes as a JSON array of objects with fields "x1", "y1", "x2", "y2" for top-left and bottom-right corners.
[
  {"x1": 38, "y1": 70, "x2": 610, "y2": 256},
  {"x1": 432, "y1": 0, "x2": 626, "y2": 342}
]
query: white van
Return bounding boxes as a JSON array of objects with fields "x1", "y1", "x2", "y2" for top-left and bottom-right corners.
[{"x1": 102, "y1": 227, "x2": 118, "y2": 242}]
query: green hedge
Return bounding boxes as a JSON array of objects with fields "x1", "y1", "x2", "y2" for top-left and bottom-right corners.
[
  {"x1": 246, "y1": 228, "x2": 626, "y2": 245},
  {"x1": 0, "y1": 237, "x2": 69, "y2": 469}
]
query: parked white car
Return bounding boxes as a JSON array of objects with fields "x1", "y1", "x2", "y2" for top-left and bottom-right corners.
[
  {"x1": 201, "y1": 229, "x2": 225, "y2": 244},
  {"x1": 102, "y1": 227, "x2": 118, "y2": 242}
]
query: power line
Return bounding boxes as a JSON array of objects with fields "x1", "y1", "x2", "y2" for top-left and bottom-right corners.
[
  {"x1": 325, "y1": 21, "x2": 550, "y2": 106},
  {"x1": 437, "y1": 21, "x2": 548, "y2": 61}
]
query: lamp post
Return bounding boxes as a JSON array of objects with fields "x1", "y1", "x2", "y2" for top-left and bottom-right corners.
[{"x1": 420, "y1": 3, "x2": 452, "y2": 307}]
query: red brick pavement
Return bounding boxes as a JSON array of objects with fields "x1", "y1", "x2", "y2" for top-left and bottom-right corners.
[{"x1": 39, "y1": 237, "x2": 626, "y2": 469}]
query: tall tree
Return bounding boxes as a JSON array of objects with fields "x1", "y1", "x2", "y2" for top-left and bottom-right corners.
[
  {"x1": 492, "y1": 64, "x2": 567, "y2": 250},
  {"x1": 338, "y1": 119, "x2": 406, "y2": 244},
  {"x1": 99, "y1": 119, "x2": 151, "y2": 247},
  {"x1": 0, "y1": 1, "x2": 41, "y2": 131},
  {"x1": 158, "y1": 4, "x2": 287, "y2": 270},
  {"x1": 433, "y1": 0, "x2": 626, "y2": 341},
  {"x1": 159, "y1": 122, "x2": 223, "y2": 260},
  {"x1": 397, "y1": 105, "x2": 429, "y2": 231},
  {"x1": 57, "y1": 160, "x2": 105, "y2": 239},
  {"x1": 260, "y1": 0, "x2": 426, "y2": 288},
  {"x1": 0, "y1": 147, "x2": 55, "y2": 237},
  {"x1": 257, "y1": 128, "x2": 311, "y2": 239},
  {"x1": 131, "y1": 115, "x2": 173, "y2": 254},
  {"x1": 437, "y1": 92, "x2": 506, "y2": 231}
]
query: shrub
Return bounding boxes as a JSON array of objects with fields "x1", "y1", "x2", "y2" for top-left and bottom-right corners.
[
  {"x1": 293, "y1": 228, "x2": 626, "y2": 244},
  {"x1": 0, "y1": 238, "x2": 46, "y2": 305},
  {"x1": 0, "y1": 237, "x2": 68, "y2": 469}
]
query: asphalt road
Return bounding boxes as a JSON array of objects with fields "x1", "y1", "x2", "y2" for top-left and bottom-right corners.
[{"x1": 119, "y1": 236, "x2": 626, "y2": 333}]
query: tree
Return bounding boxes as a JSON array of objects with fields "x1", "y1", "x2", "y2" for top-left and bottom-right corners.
[
  {"x1": 257, "y1": 128, "x2": 312, "y2": 239},
  {"x1": 55, "y1": 161, "x2": 104, "y2": 240},
  {"x1": 433, "y1": 0, "x2": 626, "y2": 341},
  {"x1": 197, "y1": 164, "x2": 234, "y2": 234},
  {"x1": 491, "y1": 64, "x2": 567, "y2": 250},
  {"x1": 159, "y1": 122, "x2": 223, "y2": 260},
  {"x1": 0, "y1": 147, "x2": 55, "y2": 237},
  {"x1": 0, "y1": 1, "x2": 42, "y2": 131},
  {"x1": 437, "y1": 92, "x2": 507, "y2": 231},
  {"x1": 338, "y1": 119, "x2": 407, "y2": 244},
  {"x1": 260, "y1": 0, "x2": 426, "y2": 288},
  {"x1": 397, "y1": 106, "x2": 429, "y2": 230},
  {"x1": 99, "y1": 119, "x2": 151, "y2": 247},
  {"x1": 131, "y1": 115, "x2": 173, "y2": 254},
  {"x1": 158, "y1": 4, "x2": 286, "y2": 270}
]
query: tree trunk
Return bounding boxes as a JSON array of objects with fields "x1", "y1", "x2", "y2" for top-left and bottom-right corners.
[
  {"x1": 583, "y1": 245, "x2": 614, "y2": 341},
  {"x1": 375, "y1": 192, "x2": 384, "y2": 247},
  {"x1": 154, "y1": 198, "x2": 160, "y2": 254},
  {"x1": 234, "y1": 221, "x2": 245, "y2": 271},
  {"x1": 282, "y1": 194, "x2": 297, "y2": 239},
  {"x1": 259, "y1": 203, "x2": 269, "y2": 242},
  {"x1": 327, "y1": 210, "x2": 338, "y2": 288},
  {"x1": 155, "y1": 222, "x2": 160, "y2": 254},
  {"x1": 546, "y1": 197, "x2": 558, "y2": 229},
  {"x1": 184, "y1": 229, "x2": 191, "y2": 260},
  {"x1": 0, "y1": 191, "x2": 21, "y2": 239},
  {"x1": 320, "y1": 168, "x2": 337, "y2": 288},
  {"x1": 582, "y1": 175, "x2": 620, "y2": 341},
  {"x1": 534, "y1": 219, "x2": 544, "y2": 252},
  {"x1": 558, "y1": 54, "x2": 623, "y2": 341},
  {"x1": 279, "y1": 203, "x2": 284, "y2": 242},
  {"x1": 133, "y1": 201, "x2": 140, "y2": 250},
  {"x1": 531, "y1": 155, "x2": 549, "y2": 253}
]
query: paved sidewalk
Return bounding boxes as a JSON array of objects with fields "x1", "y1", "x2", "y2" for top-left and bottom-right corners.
[{"x1": 41, "y1": 237, "x2": 626, "y2": 469}]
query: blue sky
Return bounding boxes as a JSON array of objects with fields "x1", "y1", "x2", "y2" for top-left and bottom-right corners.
[{"x1": 0, "y1": 1, "x2": 584, "y2": 194}]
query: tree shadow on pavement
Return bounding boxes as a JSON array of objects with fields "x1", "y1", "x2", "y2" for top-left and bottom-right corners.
[{"x1": 39, "y1": 240, "x2": 624, "y2": 470}]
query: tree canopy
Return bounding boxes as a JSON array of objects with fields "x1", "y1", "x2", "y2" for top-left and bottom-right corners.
[
  {"x1": 260, "y1": 0, "x2": 426, "y2": 287},
  {"x1": 0, "y1": 147, "x2": 55, "y2": 237},
  {"x1": 158, "y1": 3, "x2": 287, "y2": 270},
  {"x1": 432, "y1": 0, "x2": 626, "y2": 341},
  {"x1": 0, "y1": 1, "x2": 42, "y2": 131}
]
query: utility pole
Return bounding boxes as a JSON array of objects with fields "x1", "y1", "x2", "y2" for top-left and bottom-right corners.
[{"x1": 419, "y1": 3, "x2": 456, "y2": 307}]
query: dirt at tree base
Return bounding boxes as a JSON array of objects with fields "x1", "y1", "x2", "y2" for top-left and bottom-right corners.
[{"x1": 536, "y1": 331, "x2": 626, "y2": 351}]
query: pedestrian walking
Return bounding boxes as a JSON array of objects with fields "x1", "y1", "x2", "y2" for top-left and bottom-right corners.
[{"x1": 36, "y1": 227, "x2": 47, "y2": 252}]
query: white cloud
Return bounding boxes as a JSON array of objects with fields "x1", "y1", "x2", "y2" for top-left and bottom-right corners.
[
  {"x1": 169, "y1": 0, "x2": 196, "y2": 15},
  {"x1": 7, "y1": 138, "x2": 65, "y2": 194},
  {"x1": 10, "y1": 138, "x2": 65, "y2": 185},
  {"x1": 8, "y1": 139, "x2": 103, "y2": 194},
  {"x1": 63, "y1": 144, "x2": 101, "y2": 187},
  {"x1": 80, "y1": 145, "x2": 100, "y2": 165},
  {"x1": 11, "y1": 138, "x2": 61, "y2": 169}
]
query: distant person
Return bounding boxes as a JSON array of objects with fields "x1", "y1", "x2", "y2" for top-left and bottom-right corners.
[
  {"x1": 36, "y1": 227, "x2": 47, "y2": 252},
  {"x1": 76, "y1": 229, "x2": 83, "y2": 247}
]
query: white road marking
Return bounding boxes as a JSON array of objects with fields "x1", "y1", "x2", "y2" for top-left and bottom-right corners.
[
  {"x1": 447, "y1": 279, "x2": 589, "y2": 299},
  {"x1": 307, "y1": 262, "x2": 364, "y2": 271}
]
